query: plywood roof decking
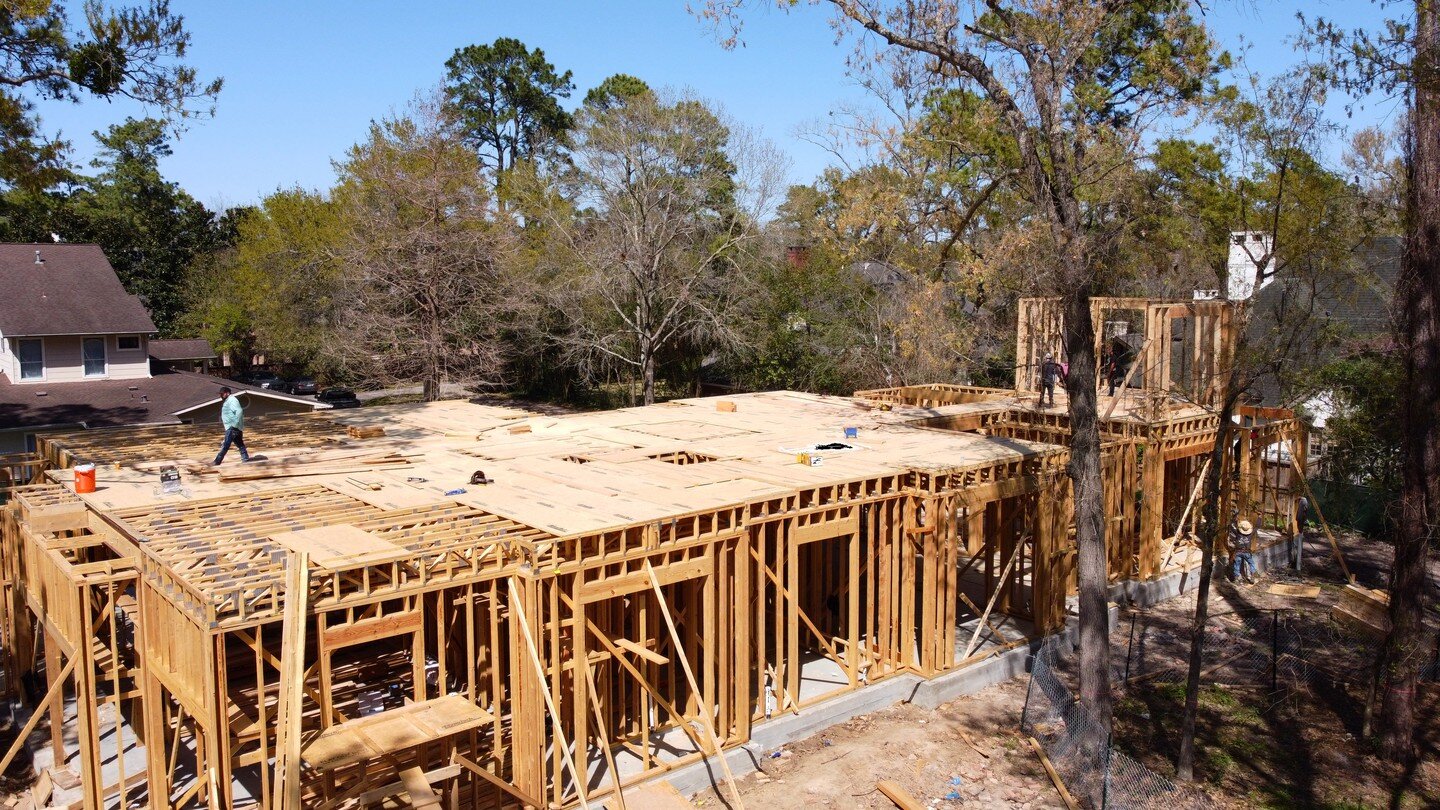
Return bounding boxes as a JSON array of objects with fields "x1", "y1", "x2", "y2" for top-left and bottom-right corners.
[{"x1": 45, "y1": 390, "x2": 1068, "y2": 624}]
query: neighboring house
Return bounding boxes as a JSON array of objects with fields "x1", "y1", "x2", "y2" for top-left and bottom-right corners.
[
  {"x1": 149, "y1": 338, "x2": 218, "y2": 373},
  {"x1": 1244, "y1": 235, "x2": 1401, "y2": 466},
  {"x1": 0, "y1": 244, "x2": 156, "y2": 385},
  {"x1": 0, "y1": 244, "x2": 327, "y2": 453}
]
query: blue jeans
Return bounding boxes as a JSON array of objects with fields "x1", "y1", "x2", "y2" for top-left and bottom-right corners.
[
  {"x1": 214, "y1": 428, "x2": 249, "y2": 464},
  {"x1": 1232, "y1": 551, "x2": 1256, "y2": 581}
]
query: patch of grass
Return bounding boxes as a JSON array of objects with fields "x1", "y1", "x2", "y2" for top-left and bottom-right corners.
[
  {"x1": 1156, "y1": 682, "x2": 1187, "y2": 702},
  {"x1": 1250, "y1": 784, "x2": 1301, "y2": 809},
  {"x1": 362, "y1": 393, "x2": 425, "y2": 406},
  {"x1": 1322, "y1": 801, "x2": 1372, "y2": 810},
  {"x1": 1222, "y1": 733, "x2": 1267, "y2": 760},
  {"x1": 1228, "y1": 703, "x2": 1263, "y2": 724},
  {"x1": 1201, "y1": 685, "x2": 1239, "y2": 709},
  {"x1": 1203, "y1": 748, "x2": 1234, "y2": 782},
  {"x1": 1117, "y1": 696, "x2": 1145, "y2": 715}
]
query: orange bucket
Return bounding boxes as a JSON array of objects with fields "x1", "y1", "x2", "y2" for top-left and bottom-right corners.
[{"x1": 73, "y1": 463, "x2": 96, "y2": 494}]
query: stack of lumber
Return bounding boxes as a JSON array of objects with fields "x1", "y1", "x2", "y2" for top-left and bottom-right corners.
[
  {"x1": 346, "y1": 424, "x2": 386, "y2": 439},
  {"x1": 1331, "y1": 584, "x2": 1392, "y2": 637},
  {"x1": 215, "y1": 447, "x2": 417, "y2": 482}
]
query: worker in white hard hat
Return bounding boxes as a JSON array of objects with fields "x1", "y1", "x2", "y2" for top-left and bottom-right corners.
[
  {"x1": 1039, "y1": 353, "x2": 1065, "y2": 407},
  {"x1": 1229, "y1": 518, "x2": 1257, "y2": 584}
]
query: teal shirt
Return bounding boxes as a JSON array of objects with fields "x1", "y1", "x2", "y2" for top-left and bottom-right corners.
[{"x1": 221, "y1": 396, "x2": 244, "y2": 431}]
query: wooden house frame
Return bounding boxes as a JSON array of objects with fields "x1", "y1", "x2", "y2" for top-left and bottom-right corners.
[
  {"x1": 1015, "y1": 296, "x2": 1237, "y2": 407},
  {"x1": 0, "y1": 301, "x2": 1307, "y2": 809}
]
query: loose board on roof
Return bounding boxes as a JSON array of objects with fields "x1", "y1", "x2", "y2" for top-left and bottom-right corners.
[{"x1": 270, "y1": 524, "x2": 409, "y2": 570}]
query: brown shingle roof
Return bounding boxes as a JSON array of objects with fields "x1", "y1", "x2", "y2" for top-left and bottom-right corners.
[
  {"x1": 0, "y1": 244, "x2": 157, "y2": 337},
  {"x1": 0, "y1": 369, "x2": 319, "y2": 430},
  {"x1": 148, "y1": 339, "x2": 216, "y2": 361}
]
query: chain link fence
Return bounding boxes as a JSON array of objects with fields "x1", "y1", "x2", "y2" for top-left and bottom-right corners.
[
  {"x1": 1022, "y1": 639, "x2": 1206, "y2": 809},
  {"x1": 1023, "y1": 611, "x2": 1438, "y2": 808},
  {"x1": 1121, "y1": 608, "x2": 1440, "y2": 693}
]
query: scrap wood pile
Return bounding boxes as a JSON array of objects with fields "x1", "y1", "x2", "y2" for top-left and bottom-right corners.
[
  {"x1": 213, "y1": 445, "x2": 418, "y2": 481},
  {"x1": 1331, "y1": 584, "x2": 1392, "y2": 638}
]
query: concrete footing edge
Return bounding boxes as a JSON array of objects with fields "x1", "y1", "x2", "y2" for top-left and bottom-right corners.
[{"x1": 650, "y1": 537, "x2": 1300, "y2": 801}]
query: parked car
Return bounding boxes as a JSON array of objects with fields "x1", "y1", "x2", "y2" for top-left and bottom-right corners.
[
  {"x1": 315, "y1": 388, "x2": 361, "y2": 408},
  {"x1": 281, "y1": 376, "x2": 318, "y2": 395},
  {"x1": 234, "y1": 370, "x2": 285, "y2": 390}
]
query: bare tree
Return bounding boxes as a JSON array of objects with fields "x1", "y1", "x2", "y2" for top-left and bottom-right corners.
[
  {"x1": 702, "y1": 0, "x2": 1223, "y2": 733},
  {"x1": 332, "y1": 95, "x2": 517, "y2": 400},
  {"x1": 541, "y1": 90, "x2": 783, "y2": 404}
]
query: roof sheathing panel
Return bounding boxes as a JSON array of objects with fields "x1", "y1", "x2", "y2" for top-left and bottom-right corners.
[{"x1": 52, "y1": 391, "x2": 1063, "y2": 621}]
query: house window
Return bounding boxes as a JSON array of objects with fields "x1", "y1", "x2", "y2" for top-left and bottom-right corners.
[
  {"x1": 17, "y1": 339, "x2": 43, "y2": 380},
  {"x1": 83, "y1": 338, "x2": 106, "y2": 377},
  {"x1": 117, "y1": 335, "x2": 141, "y2": 351}
]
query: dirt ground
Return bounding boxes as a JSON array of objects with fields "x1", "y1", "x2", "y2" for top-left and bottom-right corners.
[
  {"x1": 691, "y1": 531, "x2": 1440, "y2": 810},
  {"x1": 691, "y1": 678, "x2": 1067, "y2": 809}
]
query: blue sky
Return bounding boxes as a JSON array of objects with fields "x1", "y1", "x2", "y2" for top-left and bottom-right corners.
[{"x1": 35, "y1": 1, "x2": 1401, "y2": 211}]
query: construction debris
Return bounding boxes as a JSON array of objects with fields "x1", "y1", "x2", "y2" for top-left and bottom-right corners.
[
  {"x1": 877, "y1": 780, "x2": 924, "y2": 810},
  {"x1": 1028, "y1": 736, "x2": 1080, "y2": 810},
  {"x1": 1332, "y1": 584, "x2": 1392, "y2": 637},
  {"x1": 346, "y1": 424, "x2": 387, "y2": 439}
]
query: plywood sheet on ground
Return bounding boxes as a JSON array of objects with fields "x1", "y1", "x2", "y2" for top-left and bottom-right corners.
[
  {"x1": 1267, "y1": 584, "x2": 1322, "y2": 598},
  {"x1": 624, "y1": 781, "x2": 695, "y2": 809}
]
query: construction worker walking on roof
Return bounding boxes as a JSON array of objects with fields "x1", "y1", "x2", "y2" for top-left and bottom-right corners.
[
  {"x1": 212, "y1": 386, "x2": 252, "y2": 465},
  {"x1": 1230, "y1": 518, "x2": 1257, "y2": 584},
  {"x1": 1039, "y1": 353, "x2": 1065, "y2": 408}
]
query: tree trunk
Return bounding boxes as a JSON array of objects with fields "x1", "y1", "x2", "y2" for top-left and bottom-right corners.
[
  {"x1": 420, "y1": 347, "x2": 437, "y2": 400},
  {"x1": 641, "y1": 347, "x2": 657, "y2": 406},
  {"x1": 1175, "y1": 395, "x2": 1235, "y2": 780},
  {"x1": 1379, "y1": 0, "x2": 1440, "y2": 760},
  {"x1": 1062, "y1": 284, "x2": 1113, "y2": 734}
]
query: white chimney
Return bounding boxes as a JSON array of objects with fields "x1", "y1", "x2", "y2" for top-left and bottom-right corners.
[{"x1": 1226, "y1": 231, "x2": 1273, "y2": 301}]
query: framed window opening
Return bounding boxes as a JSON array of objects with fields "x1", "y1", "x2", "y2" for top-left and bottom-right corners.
[
  {"x1": 83, "y1": 337, "x2": 107, "y2": 377},
  {"x1": 17, "y1": 339, "x2": 43, "y2": 380},
  {"x1": 117, "y1": 335, "x2": 142, "y2": 351}
]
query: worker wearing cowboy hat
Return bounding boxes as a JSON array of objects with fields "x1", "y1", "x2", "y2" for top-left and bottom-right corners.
[{"x1": 1230, "y1": 518, "x2": 1257, "y2": 584}]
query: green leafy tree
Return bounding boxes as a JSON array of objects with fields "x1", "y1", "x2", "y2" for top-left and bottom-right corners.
[
  {"x1": 443, "y1": 37, "x2": 574, "y2": 192},
  {"x1": 583, "y1": 73, "x2": 651, "y2": 110},
  {"x1": 181, "y1": 190, "x2": 344, "y2": 373},
  {"x1": 1316, "y1": 352, "x2": 1403, "y2": 494},
  {"x1": 1145, "y1": 65, "x2": 1393, "y2": 779},
  {"x1": 64, "y1": 117, "x2": 219, "y2": 334},
  {"x1": 0, "y1": 0, "x2": 220, "y2": 191}
]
